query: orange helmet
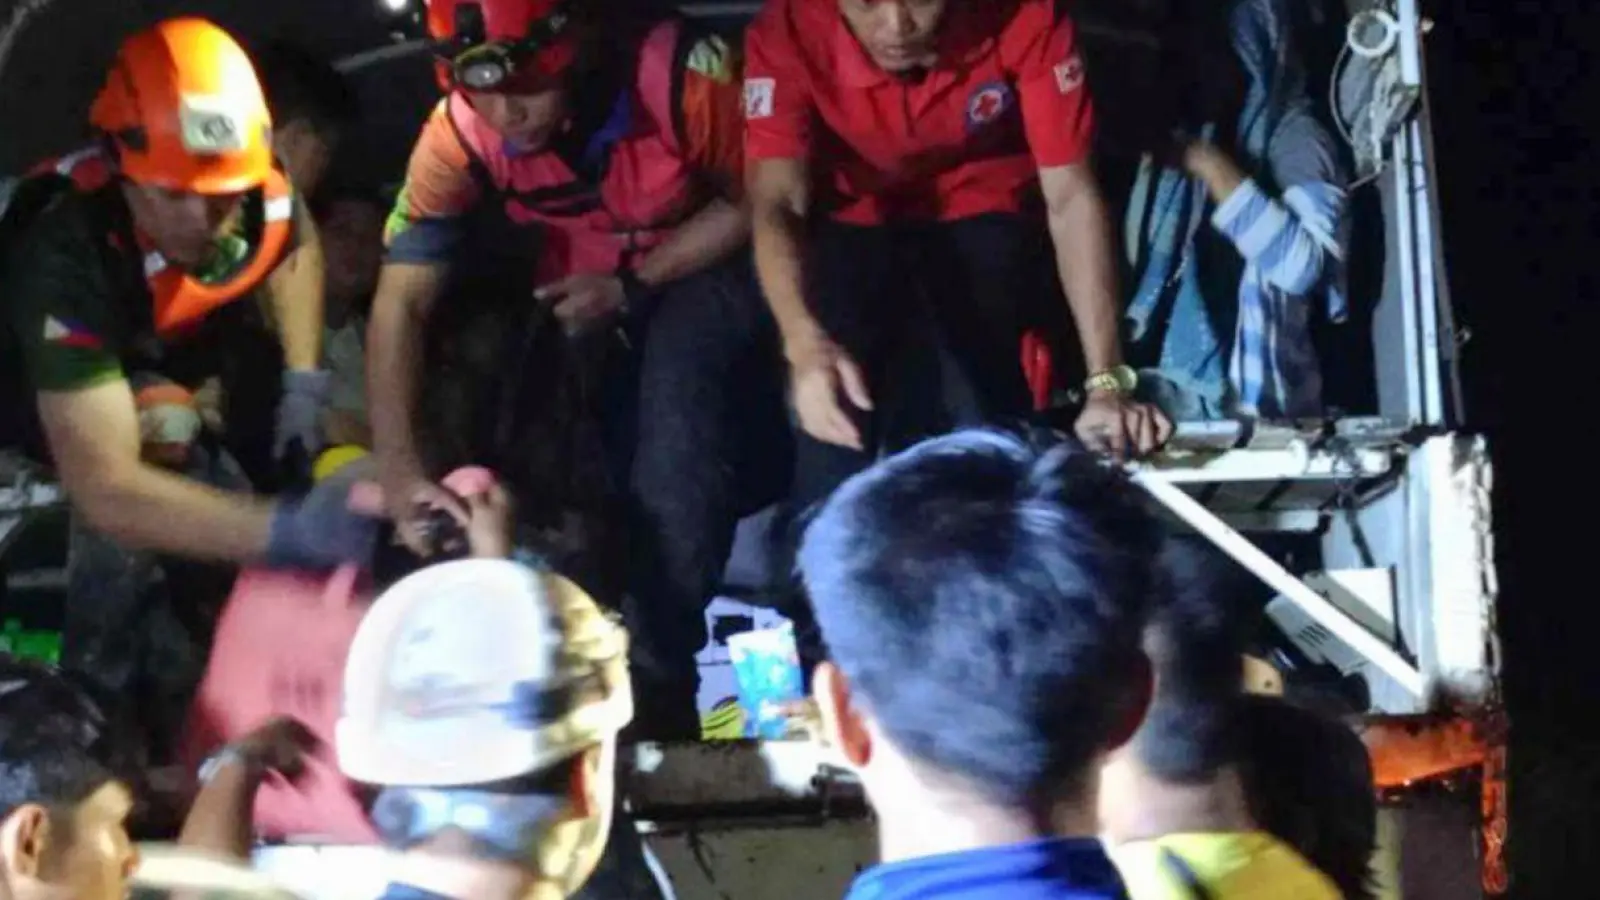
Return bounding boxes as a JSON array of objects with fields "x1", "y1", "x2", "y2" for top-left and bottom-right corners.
[
  {"x1": 89, "y1": 18, "x2": 274, "y2": 195},
  {"x1": 425, "y1": 0, "x2": 578, "y2": 92}
]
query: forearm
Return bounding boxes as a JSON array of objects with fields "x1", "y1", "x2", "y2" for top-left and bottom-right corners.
[
  {"x1": 366, "y1": 267, "x2": 439, "y2": 478},
  {"x1": 1047, "y1": 182, "x2": 1124, "y2": 373},
  {"x1": 177, "y1": 759, "x2": 262, "y2": 861},
  {"x1": 73, "y1": 461, "x2": 274, "y2": 562},
  {"x1": 267, "y1": 212, "x2": 326, "y2": 372},
  {"x1": 635, "y1": 198, "x2": 749, "y2": 288},
  {"x1": 1206, "y1": 170, "x2": 1346, "y2": 294},
  {"x1": 752, "y1": 200, "x2": 819, "y2": 356}
]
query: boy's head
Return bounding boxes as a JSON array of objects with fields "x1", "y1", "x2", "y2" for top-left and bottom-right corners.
[
  {"x1": 797, "y1": 430, "x2": 1159, "y2": 823},
  {"x1": 1238, "y1": 696, "x2": 1379, "y2": 900},
  {"x1": 253, "y1": 41, "x2": 359, "y2": 197},
  {"x1": 313, "y1": 186, "x2": 387, "y2": 318},
  {"x1": 0, "y1": 661, "x2": 138, "y2": 900},
  {"x1": 1098, "y1": 536, "x2": 1257, "y2": 838},
  {"x1": 337, "y1": 559, "x2": 632, "y2": 900}
]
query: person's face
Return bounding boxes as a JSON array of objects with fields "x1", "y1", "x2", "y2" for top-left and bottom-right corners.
[
  {"x1": 466, "y1": 86, "x2": 568, "y2": 152},
  {"x1": 274, "y1": 120, "x2": 337, "y2": 198},
  {"x1": 838, "y1": 0, "x2": 947, "y2": 72},
  {"x1": 0, "y1": 781, "x2": 138, "y2": 900},
  {"x1": 123, "y1": 183, "x2": 244, "y2": 270},
  {"x1": 320, "y1": 199, "x2": 385, "y2": 310},
  {"x1": 389, "y1": 742, "x2": 616, "y2": 900}
]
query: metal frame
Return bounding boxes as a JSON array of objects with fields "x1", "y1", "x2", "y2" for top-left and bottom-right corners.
[
  {"x1": 1389, "y1": 0, "x2": 1456, "y2": 427},
  {"x1": 1134, "y1": 468, "x2": 1426, "y2": 697}
]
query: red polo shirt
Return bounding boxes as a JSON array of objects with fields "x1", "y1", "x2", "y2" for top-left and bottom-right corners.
[{"x1": 744, "y1": 0, "x2": 1094, "y2": 225}]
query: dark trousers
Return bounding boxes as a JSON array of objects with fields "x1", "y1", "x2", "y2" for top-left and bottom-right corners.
[
  {"x1": 790, "y1": 213, "x2": 1049, "y2": 512},
  {"x1": 619, "y1": 254, "x2": 791, "y2": 738},
  {"x1": 62, "y1": 442, "x2": 249, "y2": 765}
]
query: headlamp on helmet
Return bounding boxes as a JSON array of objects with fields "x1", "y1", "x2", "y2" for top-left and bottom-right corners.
[{"x1": 434, "y1": 0, "x2": 572, "y2": 91}]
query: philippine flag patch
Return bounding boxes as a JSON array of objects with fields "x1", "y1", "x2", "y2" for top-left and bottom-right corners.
[{"x1": 43, "y1": 316, "x2": 102, "y2": 350}]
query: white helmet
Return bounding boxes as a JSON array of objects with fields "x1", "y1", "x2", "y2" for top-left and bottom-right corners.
[{"x1": 336, "y1": 559, "x2": 632, "y2": 787}]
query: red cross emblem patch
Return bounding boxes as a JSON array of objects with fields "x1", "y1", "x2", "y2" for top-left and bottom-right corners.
[
  {"x1": 1053, "y1": 54, "x2": 1086, "y2": 94},
  {"x1": 965, "y1": 81, "x2": 1013, "y2": 132}
]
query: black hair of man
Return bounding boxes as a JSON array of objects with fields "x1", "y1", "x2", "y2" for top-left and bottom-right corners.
[
  {"x1": 798, "y1": 428, "x2": 1162, "y2": 807},
  {"x1": 1130, "y1": 534, "x2": 1258, "y2": 782},
  {"x1": 0, "y1": 659, "x2": 129, "y2": 840},
  {"x1": 253, "y1": 40, "x2": 359, "y2": 140},
  {"x1": 1238, "y1": 695, "x2": 1380, "y2": 900}
]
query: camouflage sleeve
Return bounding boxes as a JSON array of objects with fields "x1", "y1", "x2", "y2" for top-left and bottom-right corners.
[{"x1": 3, "y1": 198, "x2": 126, "y2": 393}]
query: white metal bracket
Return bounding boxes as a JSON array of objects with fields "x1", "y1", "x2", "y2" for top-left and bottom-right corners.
[{"x1": 1131, "y1": 469, "x2": 1426, "y2": 698}]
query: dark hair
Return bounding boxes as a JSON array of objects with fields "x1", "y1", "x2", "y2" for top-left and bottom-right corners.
[
  {"x1": 309, "y1": 181, "x2": 389, "y2": 221},
  {"x1": 1238, "y1": 695, "x2": 1379, "y2": 900},
  {"x1": 0, "y1": 659, "x2": 128, "y2": 829},
  {"x1": 1129, "y1": 535, "x2": 1256, "y2": 782},
  {"x1": 798, "y1": 429, "x2": 1161, "y2": 807},
  {"x1": 253, "y1": 41, "x2": 359, "y2": 139},
  {"x1": 1153, "y1": 0, "x2": 1247, "y2": 147}
]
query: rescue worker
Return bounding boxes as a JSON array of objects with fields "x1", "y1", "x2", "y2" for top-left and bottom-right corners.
[
  {"x1": 369, "y1": 0, "x2": 784, "y2": 737},
  {"x1": 0, "y1": 19, "x2": 369, "y2": 751},
  {"x1": 337, "y1": 559, "x2": 654, "y2": 899},
  {"x1": 744, "y1": 0, "x2": 1174, "y2": 510}
]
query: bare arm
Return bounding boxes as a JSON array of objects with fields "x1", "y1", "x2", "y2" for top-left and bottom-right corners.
[
  {"x1": 176, "y1": 759, "x2": 262, "y2": 860},
  {"x1": 38, "y1": 381, "x2": 275, "y2": 561},
  {"x1": 179, "y1": 718, "x2": 313, "y2": 860},
  {"x1": 634, "y1": 196, "x2": 750, "y2": 288},
  {"x1": 366, "y1": 262, "x2": 448, "y2": 489},
  {"x1": 264, "y1": 199, "x2": 326, "y2": 372},
  {"x1": 1039, "y1": 162, "x2": 1124, "y2": 374},
  {"x1": 748, "y1": 157, "x2": 820, "y2": 358}
]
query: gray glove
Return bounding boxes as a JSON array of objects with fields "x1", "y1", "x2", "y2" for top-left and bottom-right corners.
[
  {"x1": 274, "y1": 369, "x2": 331, "y2": 462},
  {"x1": 265, "y1": 485, "x2": 380, "y2": 571}
]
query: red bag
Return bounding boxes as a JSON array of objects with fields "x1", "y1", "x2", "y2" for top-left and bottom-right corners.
[
  {"x1": 181, "y1": 562, "x2": 380, "y2": 842},
  {"x1": 181, "y1": 465, "x2": 499, "y2": 842}
]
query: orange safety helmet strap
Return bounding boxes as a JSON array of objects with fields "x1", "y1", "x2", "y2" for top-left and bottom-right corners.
[
  {"x1": 36, "y1": 146, "x2": 294, "y2": 336},
  {"x1": 143, "y1": 166, "x2": 296, "y2": 335}
]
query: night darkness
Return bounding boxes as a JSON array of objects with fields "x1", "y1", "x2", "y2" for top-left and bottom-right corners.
[{"x1": 1429, "y1": 2, "x2": 1600, "y2": 897}]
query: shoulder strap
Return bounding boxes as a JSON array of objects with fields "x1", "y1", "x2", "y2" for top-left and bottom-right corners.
[
  {"x1": 445, "y1": 93, "x2": 602, "y2": 218},
  {"x1": 442, "y1": 96, "x2": 499, "y2": 199},
  {"x1": 635, "y1": 18, "x2": 684, "y2": 152}
]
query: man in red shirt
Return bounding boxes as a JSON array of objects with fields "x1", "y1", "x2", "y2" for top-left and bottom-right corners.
[{"x1": 745, "y1": 0, "x2": 1171, "y2": 506}]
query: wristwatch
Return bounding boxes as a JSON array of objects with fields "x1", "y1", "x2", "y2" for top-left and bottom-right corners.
[
  {"x1": 197, "y1": 745, "x2": 256, "y2": 785},
  {"x1": 1084, "y1": 365, "x2": 1138, "y2": 396}
]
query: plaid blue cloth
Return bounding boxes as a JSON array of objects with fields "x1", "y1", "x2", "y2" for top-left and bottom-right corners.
[{"x1": 1124, "y1": 0, "x2": 1348, "y2": 420}]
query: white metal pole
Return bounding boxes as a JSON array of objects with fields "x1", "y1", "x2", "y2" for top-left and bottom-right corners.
[{"x1": 1132, "y1": 470, "x2": 1427, "y2": 697}]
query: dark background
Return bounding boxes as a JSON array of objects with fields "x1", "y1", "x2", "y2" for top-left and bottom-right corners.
[
  {"x1": 2, "y1": 0, "x2": 1597, "y2": 896},
  {"x1": 1430, "y1": 3, "x2": 1600, "y2": 898}
]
